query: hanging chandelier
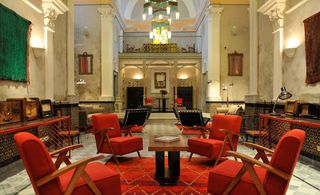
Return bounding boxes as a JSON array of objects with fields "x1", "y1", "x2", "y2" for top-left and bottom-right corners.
[{"x1": 142, "y1": 0, "x2": 179, "y2": 44}]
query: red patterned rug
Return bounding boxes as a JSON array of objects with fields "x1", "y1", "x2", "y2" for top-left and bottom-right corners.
[{"x1": 107, "y1": 157, "x2": 213, "y2": 194}]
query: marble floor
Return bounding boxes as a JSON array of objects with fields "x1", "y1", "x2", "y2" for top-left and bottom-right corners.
[{"x1": 0, "y1": 118, "x2": 320, "y2": 195}]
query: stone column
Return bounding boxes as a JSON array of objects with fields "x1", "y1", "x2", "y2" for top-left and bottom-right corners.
[
  {"x1": 44, "y1": 28, "x2": 54, "y2": 100},
  {"x1": 249, "y1": 0, "x2": 258, "y2": 97},
  {"x1": 98, "y1": 5, "x2": 114, "y2": 101},
  {"x1": 206, "y1": 5, "x2": 224, "y2": 101},
  {"x1": 66, "y1": 0, "x2": 76, "y2": 100},
  {"x1": 42, "y1": 1, "x2": 68, "y2": 100},
  {"x1": 258, "y1": 0, "x2": 286, "y2": 100}
]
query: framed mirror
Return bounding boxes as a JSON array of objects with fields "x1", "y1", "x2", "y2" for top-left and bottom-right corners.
[{"x1": 79, "y1": 52, "x2": 93, "y2": 74}]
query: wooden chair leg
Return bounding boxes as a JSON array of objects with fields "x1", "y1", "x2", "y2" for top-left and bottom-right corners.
[
  {"x1": 137, "y1": 151, "x2": 141, "y2": 159},
  {"x1": 214, "y1": 137, "x2": 228, "y2": 167},
  {"x1": 188, "y1": 153, "x2": 193, "y2": 162}
]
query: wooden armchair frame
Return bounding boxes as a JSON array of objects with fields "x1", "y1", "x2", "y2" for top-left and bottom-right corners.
[
  {"x1": 213, "y1": 129, "x2": 240, "y2": 167},
  {"x1": 40, "y1": 144, "x2": 104, "y2": 195},
  {"x1": 222, "y1": 142, "x2": 289, "y2": 195}
]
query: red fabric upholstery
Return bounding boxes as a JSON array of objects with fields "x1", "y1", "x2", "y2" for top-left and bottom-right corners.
[
  {"x1": 264, "y1": 129, "x2": 305, "y2": 195},
  {"x1": 207, "y1": 129, "x2": 305, "y2": 195},
  {"x1": 208, "y1": 160, "x2": 266, "y2": 195},
  {"x1": 91, "y1": 113, "x2": 143, "y2": 156},
  {"x1": 60, "y1": 162, "x2": 121, "y2": 195},
  {"x1": 144, "y1": 97, "x2": 153, "y2": 105},
  {"x1": 188, "y1": 114, "x2": 242, "y2": 159},
  {"x1": 14, "y1": 132, "x2": 121, "y2": 195},
  {"x1": 175, "y1": 98, "x2": 183, "y2": 106},
  {"x1": 188, "y1": 138, "x2": 231, "y2": 159},
  {"x1": 130, "y1": 125, "x2": 143, "y2": 133},
  {"x1": 209, "y1": 114, "x2": 242, "y2": 150}
]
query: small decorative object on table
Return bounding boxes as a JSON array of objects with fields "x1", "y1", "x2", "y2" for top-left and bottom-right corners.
[
  {"x1": 154, "y1": 136, "x2": 180, "y2": 143},
  {"x1": 40, "y1": 99, "x2": 53, "y2": 118}
]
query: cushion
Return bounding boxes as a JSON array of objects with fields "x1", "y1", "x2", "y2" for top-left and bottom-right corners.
[
  {"x1": 188, "y1": 138, "x2": 231, "y2": 159},
  {"x1": 208, "y1": 160, "x2": 266, "y2": 195},
  {"x1": 109, "y1": 136, "x2": 143, "y2": 155},
  {"x1": 60, "y1": 162, "x2": 121, "y2": 195}
]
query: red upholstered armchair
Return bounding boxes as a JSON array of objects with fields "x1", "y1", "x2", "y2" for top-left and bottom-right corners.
[
  {"x1": 91, "y1": 113, "x2": 143, "y2": 164},
  {"x1": 188, "y1": 114, "x2": 242, "y2": 166},
  {"x1": 207, "y1": 129, "x2": 305, "y2": 195},
  {"x1": 14, "y1": 132, "x2": 121, "y2": 195},
  {"x1": 175, "y1": 98, "x2": 183, "y2": 106}
]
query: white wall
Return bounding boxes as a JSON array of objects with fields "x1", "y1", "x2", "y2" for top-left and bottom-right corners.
[{"x1": 283, "y1": 0, "x2": 320, "y2": 102}]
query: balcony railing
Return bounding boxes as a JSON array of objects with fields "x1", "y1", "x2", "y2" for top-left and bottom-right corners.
[{"x1": 120, "y1": 35, "x2": 202, "y2": 53}]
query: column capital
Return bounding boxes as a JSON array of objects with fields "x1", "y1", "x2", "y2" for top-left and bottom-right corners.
[
  {"x1": 206, "y1": 5, "x2": 224, "y2": 20},
  {"x1": 97, "y1": 5, "x2": 114, "y2": 17},
  {"x1": 42, "y1": 0, "x2": 69, "y2": 31},
  {"x1": 258, "y1": 0, "x2": 286, "y2": 31}
]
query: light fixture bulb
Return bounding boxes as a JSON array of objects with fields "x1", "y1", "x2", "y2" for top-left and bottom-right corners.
[
  {"x1": 167, "y1": 6, "x2": 171, "y2": 15},
  {"x1": 148, "y1": 6, "x2": 152, "y2": 15},
  {"x1": 142, "y1": 13, "x2": 146, "y2": 20},
  {"x1": 168, "y1": 18, "x2": 172, "y2": 24},
  {"x1": 176, "y1": 12, "x2": 180, "y2": 20},
  {"x1": 159, "y1": 14, "x2": 163, "y2": 19}
]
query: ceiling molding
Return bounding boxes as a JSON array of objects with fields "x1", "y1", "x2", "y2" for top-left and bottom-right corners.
[
  {"x1": 74, "y1": 0, "x2": 112, "y2": 5},
  {"x1": 285, "y1": 0, "x2": 309, "y2": 14},
  {"x1": 210, "y1": 0, "x2": 249, "y2": 4}
]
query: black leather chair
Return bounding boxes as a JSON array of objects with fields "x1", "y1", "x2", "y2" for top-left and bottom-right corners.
[
  {"x1": 178, "y1": 110, "x2": 210, "y2": 138},
  {"x1": 121, "y1": 108, "x2": 149, "y2": 135}
]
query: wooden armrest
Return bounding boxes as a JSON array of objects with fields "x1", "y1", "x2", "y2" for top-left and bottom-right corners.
[
  {"x1": 92, "y1": 127, "x2": 114, "y2": 135},
  {"x1": 219, "y1": 129, "x2": 240, "y2": 137},
  {"x1": 226, "y1": 151, "x2": 290, "y2": 180},
  {"x1": 241, "y1": 142, "x2": 274, "y2": 154},
  {"x1": 36, "y1": 155, "x2": 104, "y2": 187},
  {"x1": 49, "y1": 144, "x2": 83, "y2": 156}
]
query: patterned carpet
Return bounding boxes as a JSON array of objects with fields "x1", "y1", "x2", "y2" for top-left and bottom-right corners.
[
  {"x1": 108, "y1": 157, "x2": 212, "y2": 194},
  {"x1": 0, "y1": 118, "x2": 320, "y2": 194}
]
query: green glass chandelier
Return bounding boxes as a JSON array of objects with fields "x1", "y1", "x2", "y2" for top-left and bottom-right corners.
[{"x1": 142, "y1": 0, "x2": 179, "y2": 44}]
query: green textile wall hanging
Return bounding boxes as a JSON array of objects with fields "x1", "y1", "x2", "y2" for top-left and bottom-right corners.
[{"x1": 0, "y1": 3, "x2": 31, "y2": 82}]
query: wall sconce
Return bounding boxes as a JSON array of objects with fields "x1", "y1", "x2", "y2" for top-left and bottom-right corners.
[
  {"x1": 76, "y1": 79, "x2": 86, "y2": 85},
  {"x1": 133, "y1": 74, "x2": 143, "y2": 80},
  {"x1": 178, "y1": 74, "x2": 188, "y2": 80},
  {"x1": 283, "y1": 48, "x2": 296, "y2": 58},
  {"x1": 83, "y1": 26, "x2": 89, "y2": 37},
  {"x1": 32, "y1": 47, "x2": 46, "y2": 58},
  {"x1": 284, "y1": 37, "x2": 300, "y2": 58}
]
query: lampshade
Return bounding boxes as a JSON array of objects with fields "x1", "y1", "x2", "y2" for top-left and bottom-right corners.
[
  {"x1": 278, "y1": 87, "x2": 292, "y2": 100},
  {"x1": 271, "y1": 86, "x2": 292, "y2": 116}
]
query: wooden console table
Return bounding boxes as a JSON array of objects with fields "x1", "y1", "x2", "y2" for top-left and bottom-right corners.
[
  {"x1": 0, "y1": 116, "x2": 71, "y2": 167},
  {"x1": 259, "y1": 114, "x2": 320, "y2": 161}
]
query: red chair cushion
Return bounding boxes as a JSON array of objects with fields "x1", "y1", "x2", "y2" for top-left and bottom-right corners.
[
  {"x1": 60, "y1": 162, "x2": 121, "y2": 195},
  {"x1": 208, "y1": 160, "x2": 266, "y2": 195},
  {"x1": 130, "y1": 126, "x2": 143, "y2": 133},
  {"x1": 181, "y1": 127, "x2": 204, "y2": 136},
  {"x1": 188, "y1": 138, "x2": 231, "y2": 159},
  {"x1": 100, "y1": 136, "x2": 143, "y2": 155}
]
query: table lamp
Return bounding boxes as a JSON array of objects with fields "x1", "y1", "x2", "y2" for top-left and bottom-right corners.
[{"x1": 271, "y1": 87, "x2": 292, "y2": 116}]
